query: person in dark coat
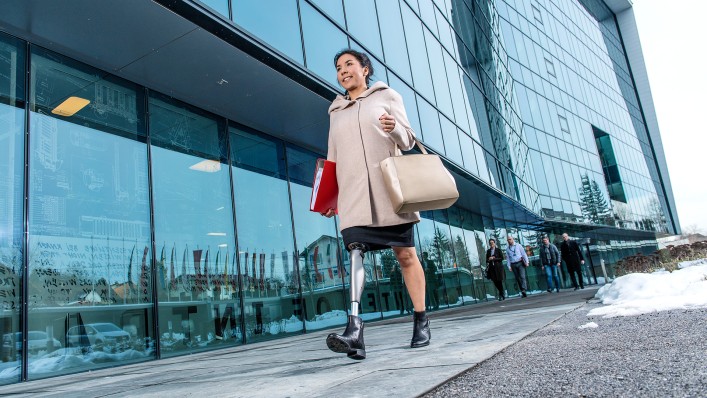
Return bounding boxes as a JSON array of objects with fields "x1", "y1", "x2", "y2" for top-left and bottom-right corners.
[
  {"x1": 485, "y1": 238, "x2": 505, "y2": 300},
  {"x1": 560, "y1": 233, "x2": 585, "y2": 290}
]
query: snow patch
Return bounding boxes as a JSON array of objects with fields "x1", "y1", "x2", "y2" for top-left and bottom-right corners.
[{"x1": 588, "y1": 262, "x2": 707, "y2": 318}]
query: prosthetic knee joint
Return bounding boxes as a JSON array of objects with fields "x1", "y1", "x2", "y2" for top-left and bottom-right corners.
[{"x1": 347, "y1": 242, "x2": 368, "y2": 316}]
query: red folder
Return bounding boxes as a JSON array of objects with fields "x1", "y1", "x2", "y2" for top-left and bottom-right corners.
[{"x1": 310, "y1": 159, "x2": 338, "y2": 213}]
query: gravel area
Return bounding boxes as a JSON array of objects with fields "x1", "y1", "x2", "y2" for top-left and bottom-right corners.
[{"x1": 422, "y1": 301, "x2": 707, "y2": 398}]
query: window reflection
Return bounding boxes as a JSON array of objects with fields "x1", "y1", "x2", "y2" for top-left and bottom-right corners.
[
  {"x1": 285, "y1": 145, "x2": 344, "y2": 331},
  {"x1": 150, "y1": 94, "x2": 239, "y2": 355},
  {"x1": 344, "y1": 0, "x2": 383, "y2": 59},
  {"x1": 448, "y1": 218, "x2": 476, "y2": 303},
  {"x1": 415, "y1": 215, "x2": 446, "y2": 311},
  {"x1": 232, "y1": 0, "x2": 303, "y2": 64},
  {"x1": 376, "y1": 0, "x2": 413, "y2": 82},
  {"x1": 28, "y1": 48, "x2": 153, "y2": 378},
  {"x1": 0, "y1": 34, "x2": 24, "y2": 385},
  {"x1": 231, "y1": 128, "x2": 301, "y2": 341},
  {"x1": 301, "y1": 2, "x2": 349, "y2": 88},
  {"x1": 401, "y1": 4, "x2": 434, "y2": 100},
  {"x1": 310, "y1": 0, "x2": 345, "y2": 26},
  {"x1": 417, "y1": 96, "x2": 444, "y2": 153}
]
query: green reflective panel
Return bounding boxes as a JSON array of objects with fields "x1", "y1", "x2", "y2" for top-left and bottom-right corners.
[{"x1": 27, "y1": 47, "x2": 152, "y2": 379}]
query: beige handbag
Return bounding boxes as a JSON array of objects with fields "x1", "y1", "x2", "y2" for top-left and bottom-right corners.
[{"x1": 380, "y1": 139, "x2": 459, "y2": 214}]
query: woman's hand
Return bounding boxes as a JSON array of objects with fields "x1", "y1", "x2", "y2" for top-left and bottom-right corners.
[
  {"x1": 379, "y1": 113, "x2": 396, "y2": 133},
  {"x1": 321, "y1": 208, "x2": 336, "y2": 218}
]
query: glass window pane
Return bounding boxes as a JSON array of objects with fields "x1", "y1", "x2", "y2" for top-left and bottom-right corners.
[
  {"x1": 149, "y1": 93, "x2": 241, "y2": 356},
  {"x1": 285, "y1": 145, "x2": 344, "y2": 331},
  {"x1": 401, "y1": 4, "x2": 435, "y2": 99},
  {"x1": 301, "y1": 2, "x2": 349, "y2": 88},
  {"x1": 376, "y1": 0, "x2": 413, "y2": 82},
  {"x1": 458, "y1": 132, "x2": 478, "y2": 175},
  {"x1": 231, "y1": 128, "x2": 301, "y2": 341},
  {"x1": 425, "y1": 30, "x2": 454, "y2": 117},
  {"x1": 344, "y1": 0, "x2": 383, "y2": 59},
  {"x1": 28, "y1": 47, "x2": 152, "y2": 378},
  {"x1": 0, "y1": 34, "x2": 24, "y2": 385},
  {"x1": 418, "y1": 0, "x2": 439, "y2": 34},
  {"x1": 445, "y1": 54, "x2": 466, "y2": 128},
  {"x1": 440, "y1": 117, "x2": 463, "y2": 166},
  {"x1": 0, "y1": 35, "x2": 24, "y2": 103},
  {"x1": 415, "y1": 216, "x2": 444, "y2": 310},
  {"x1": 232, "y1": 0, "x2": 304, "y2": 64},
  {"x1": 388, "y1": 73, "x2": 420, "y2": 136},
  {"x1": 417, "y1": 96, "x2": 445, "y2": 154},
  {"x1": 474, "y1": 142, "x2": 491, "y2": 184},
  {"x1": 197, "y1": 0, "x2": 229, "y2": 18},
  {"x1": 310, "y1": 0, "x2": 345, "y2": 26},
  {"x1": 448, "y1": 220, "x2": 475, "y2": 304}
]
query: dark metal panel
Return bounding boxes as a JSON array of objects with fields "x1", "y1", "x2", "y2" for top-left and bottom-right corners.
[
  {"x1": 117, "y1": 27, "x2": 332, "y2": 153},
  {"x1": 0, "y1": 0, "x2": 196, "y2": 73}
]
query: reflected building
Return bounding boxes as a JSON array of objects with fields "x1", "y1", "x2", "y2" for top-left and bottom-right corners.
[{"x1": 0, "y1": 0, "x2": 679, "y2": 383}]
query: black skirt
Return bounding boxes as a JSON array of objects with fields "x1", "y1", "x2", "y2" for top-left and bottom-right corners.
[{"x1": 341, "y1": 222, "x2": 416, "y2": 252}]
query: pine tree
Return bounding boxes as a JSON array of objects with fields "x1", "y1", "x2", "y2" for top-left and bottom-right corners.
[
  {"x1": 579, "y1": 174, "x2": 611, "y2": 224},
  {"x1": 453, "y1": 236, "x2": 472, "y2": 270},
  {"x1": 432, "y1": 226, "x2": 451, "y2": 267}
]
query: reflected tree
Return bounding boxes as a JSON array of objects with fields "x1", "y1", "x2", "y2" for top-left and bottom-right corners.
[
  {"x1": 578, "y1": 174, "x2": 612, "y2": 225},
  {"x1": 453, "y1": 236, "x2": 472, "y2": 270},
  {"x1": 432, "y1": 226, "x2": 452, "y2": 268}
]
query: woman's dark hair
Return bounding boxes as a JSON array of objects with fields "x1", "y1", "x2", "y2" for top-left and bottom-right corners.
[
  {"x1": 334, "y1": 49, "x2": 374, "y2": 86},
  {"x1": 489, "y1": 238, "x2": 496, "y2": 243}
]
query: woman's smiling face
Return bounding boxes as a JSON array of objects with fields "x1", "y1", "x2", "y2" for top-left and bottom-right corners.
[{"x1": 336, "y1": 53, "x2": 368, "y2": 93}]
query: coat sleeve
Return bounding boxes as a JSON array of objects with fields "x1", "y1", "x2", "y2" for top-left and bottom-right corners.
[{"x1": 387, "y1": 89, "x2": 416, "y2": 151}]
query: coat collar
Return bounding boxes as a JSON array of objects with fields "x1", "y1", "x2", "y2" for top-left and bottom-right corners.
[{"x1": 328, "y1": 81, "x2": 388, "y2": 114}]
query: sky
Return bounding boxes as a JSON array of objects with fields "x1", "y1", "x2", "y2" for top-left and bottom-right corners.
[{"x1": 631, "y1": 0, "x2": 707, "y2": 234}]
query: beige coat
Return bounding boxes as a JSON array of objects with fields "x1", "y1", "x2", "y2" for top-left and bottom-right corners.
[{"x1": 327, "y1": 81, "x2": 421, "y2": 231}]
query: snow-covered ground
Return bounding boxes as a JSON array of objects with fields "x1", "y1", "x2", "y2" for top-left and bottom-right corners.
[{"x1": 587, "y1": 259, "x2": 707, "y2": 318}]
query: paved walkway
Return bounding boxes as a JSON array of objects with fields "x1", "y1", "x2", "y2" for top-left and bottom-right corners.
[{"x1": 0, "y1": 288, "x2": 599, "y2": 397}]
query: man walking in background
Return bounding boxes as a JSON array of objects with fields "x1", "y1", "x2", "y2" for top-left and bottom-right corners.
[
  {"x1": 560, "y1": 233, "x2": 585, "y2": 290},
  {"x1": 506, "y1": 236, "x2": 529, "y2": 297},
  {"x1": 540, "y1": 236, "x2": 561, "y2": 293}
]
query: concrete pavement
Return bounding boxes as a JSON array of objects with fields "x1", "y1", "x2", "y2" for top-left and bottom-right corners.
[{"x1": 0, "y1": 288, "x2": 599, "y2": 397}]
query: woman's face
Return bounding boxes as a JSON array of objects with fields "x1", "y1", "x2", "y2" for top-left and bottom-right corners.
[
  {"x1": 489, "y1": 240, "x2": 496, "y2": 247},
  {"x1": 336, "y1": 53, "x2": 368, "y2": 93}
]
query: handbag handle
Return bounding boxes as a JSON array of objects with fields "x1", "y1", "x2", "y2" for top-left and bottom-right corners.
[{"x1": 394, "y1": 138, "x2": 429, "y2": 156}]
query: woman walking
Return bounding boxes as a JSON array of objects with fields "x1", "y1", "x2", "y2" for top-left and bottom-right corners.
[
  {"x1": 321, "y1": 49, "x2": 430, "y2": 360},
  {"x1": 485, "y1": 238, "x2": 506, "y2": 300}
]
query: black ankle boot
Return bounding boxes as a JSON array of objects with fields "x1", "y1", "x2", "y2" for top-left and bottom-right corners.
[
  {"x1": 326, "y1": 315, "x2": 366, "y2": 360},
  {"x1": 411, "y1": 311, "x2": 430, "y2": 348}
]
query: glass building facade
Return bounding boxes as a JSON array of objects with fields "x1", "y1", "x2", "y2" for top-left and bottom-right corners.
[{"x1": 0, "y1": 0, "x2": 678, "y2": 383}]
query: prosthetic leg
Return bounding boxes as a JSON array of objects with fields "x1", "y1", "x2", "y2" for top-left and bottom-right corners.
[{"x1": 326, "y1": 242, "x2": 367, "y2": 360}]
